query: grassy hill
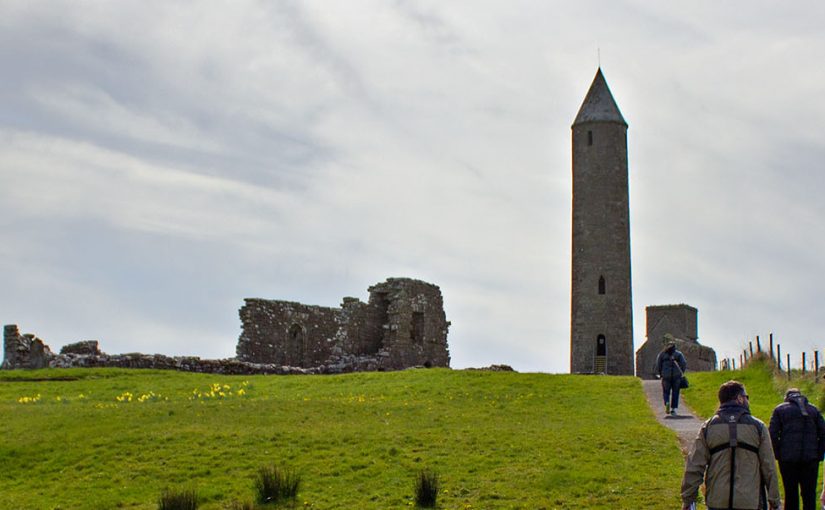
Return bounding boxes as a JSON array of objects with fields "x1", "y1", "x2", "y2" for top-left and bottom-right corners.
[
  {"x1": 1, "y1": 368, "x2": 685, "y2": 509},
  {"x1": 683, "y1": 357, "x2": 825, "y2": 423}
]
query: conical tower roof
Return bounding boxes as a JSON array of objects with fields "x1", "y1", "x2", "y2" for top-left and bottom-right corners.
[{"x1": 573, "y1": 68, "x2": 627, "y2": 127}]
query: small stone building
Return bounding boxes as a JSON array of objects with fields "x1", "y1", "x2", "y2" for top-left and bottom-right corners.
[
  {"x1": 236, "y1": 278, "x2": 451, "y2": 371},
  {"x1": 635, "y1": 304, "x2": 717, "y2": 379}
]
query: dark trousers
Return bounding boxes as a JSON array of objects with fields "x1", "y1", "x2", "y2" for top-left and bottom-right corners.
[
  {"x1": 661, "y1": 376, "x2": 681, "y2": 409},
  {"x1": 779, "y1": 460, "x2": 820, "y2": 510}
]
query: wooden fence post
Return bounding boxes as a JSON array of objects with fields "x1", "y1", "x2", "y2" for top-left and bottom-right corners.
[
  {"x1": 803, "y1": 352, "x2": 807, "y2": 375},
  {"x1": 756, "y1": 335, "x2": 762, "y2": 353},
  {"x1": 777, "y1": 344, "x2": 782, "y2": 370},
  {"x1": 769, "y1": 333, "x2": 774, "y2": 360},
  {"x1": 815, "y1": 351, "x2": 819, "y2": 378},
  {"x1": 749, "y1": 341, "x2": 754, "y2": 358},
  {"x1": 787, "y1": 353, "x2": 791, "y2": 379}
]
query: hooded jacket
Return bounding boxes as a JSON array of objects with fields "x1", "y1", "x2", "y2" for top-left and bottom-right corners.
[
  {"x1": 769, "y1": 391, "x2": 825, "y2": 463},
  {"x1": 682, "y1": 402, "x2": 780, "y2": 510},
  {"x1": 656, "y1": 348, "x2": 687, "y2": 380}
]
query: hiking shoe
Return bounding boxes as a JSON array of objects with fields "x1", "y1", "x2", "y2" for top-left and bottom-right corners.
[
  {"x1": 665, "y1": 403, "x2": 671, "y2": 414},
  {"x1": 670, "y1": 409, "x2": 677, "y2": 416}
]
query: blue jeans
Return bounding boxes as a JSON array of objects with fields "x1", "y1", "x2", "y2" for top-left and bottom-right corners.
[{"x1": 662, "y1": 376, "x2": 681, "y2": 409}]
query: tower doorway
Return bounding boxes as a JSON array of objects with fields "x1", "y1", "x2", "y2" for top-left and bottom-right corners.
[{"x1": 595, "y1": 335, "x2": 606, "y2": 373}]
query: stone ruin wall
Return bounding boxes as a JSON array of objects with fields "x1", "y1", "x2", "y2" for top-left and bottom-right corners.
[
  {"x1": 1, "y1": 278, "x2": 451, "y2": 375},
  {"x1": 635, "y1": 304, "x2": 717, "y2": 379},
  {"x1": 236, "y1": 278, "x2": 451, "y2": 372},
  {"x1": 2, "y1": 325, "x2": 54, "y2": 370}
]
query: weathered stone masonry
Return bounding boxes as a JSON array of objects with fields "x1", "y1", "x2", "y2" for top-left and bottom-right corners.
[
  {"x1": 2, "y1": 324, "x2": 53, "y2": 369},
  {"x1": 237, "y1": 278, "x2": 451, "y2": 371},
  {"x1": 635, "y1": 304, "x2": 717, "y2": 379},
  {"x1": 2, "y1": 278, "x2": 451, "y2": 374}
]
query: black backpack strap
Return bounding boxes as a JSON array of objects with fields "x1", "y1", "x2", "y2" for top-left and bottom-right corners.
[
  {"x1": 704, "y1": 410, "x2": 762, "y2": 510},
  {"x1": 727, "y1": 418, "x2": 738, "y2": 510}
]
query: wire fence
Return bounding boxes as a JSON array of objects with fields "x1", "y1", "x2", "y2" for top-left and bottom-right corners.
[{"x1": 718, "y1": 333, "x2": 822, "y2": 380}]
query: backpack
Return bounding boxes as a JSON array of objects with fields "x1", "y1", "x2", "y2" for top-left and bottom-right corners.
[{"x1": 702, "y1": 408, "x2": 765, "y2": 510}]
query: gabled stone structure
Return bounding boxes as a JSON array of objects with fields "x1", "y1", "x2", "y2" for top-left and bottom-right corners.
[
  {"x1": 635, "y1": 304, "x2": 717, "y2": 379},
  {"x1": 236, "y1": 278, "x2": 451, "y2": 371}
]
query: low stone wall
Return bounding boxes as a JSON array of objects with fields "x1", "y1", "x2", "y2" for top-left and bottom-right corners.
[
  {"x1": 48, "y1": 352, "x2": 322, "y2": 375},
  {"x1": 60, "y1": 340, "x2": 101, "y2": 356},
  {"x1": 1, "y1": 324, "x2": 435, "y2": 375}
]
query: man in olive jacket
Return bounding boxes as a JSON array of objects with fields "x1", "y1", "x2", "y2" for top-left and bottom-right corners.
[
  {"x1": 681, "y1": 380, "x2": 781, "y2": 510},
  {"x1": 769, "y1": 388, "x2": 825, "y2": 510}
]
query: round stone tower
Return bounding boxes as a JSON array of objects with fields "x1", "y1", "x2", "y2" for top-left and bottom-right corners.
[{"x1": 570, "y1": 69, "x2": 634, "y2": 375}]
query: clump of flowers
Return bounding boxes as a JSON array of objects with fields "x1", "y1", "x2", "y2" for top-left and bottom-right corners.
[
  {"x1": 55, "y1": 393, "x2": 88, "y2": 404},
  {"x1": 137, "y1": 391, "x2": 164, "y2": 403},
  {"x1": 115, "y1": 391, "x2": 167, "y2": 403},
  {"x1": 17, "y1": 394, "x2": 41, "y2": 404},
  {"x1": 190, "y1": 381, "x2": 250, "y2": 401}
]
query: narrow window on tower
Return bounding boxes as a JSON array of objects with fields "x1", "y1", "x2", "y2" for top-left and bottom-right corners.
[
  {"x1": 587, "y1": 130, "x2": 593, "y2": 146},
  {"x1": 598, "y1": 275, "x2": 605, "y2": 295}
]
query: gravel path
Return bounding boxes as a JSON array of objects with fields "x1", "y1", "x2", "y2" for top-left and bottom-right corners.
[{"x1": 642, "y1": 379, "x2": 704, "y2": 455}]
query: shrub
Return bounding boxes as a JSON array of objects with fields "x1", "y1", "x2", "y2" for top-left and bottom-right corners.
[
  {"x1": 414, "y1": 469, "x2": 439, "y2": 508},
  {"x1": 158, "y1": 487, "x2": 199, "y2": 510},
  {"x1": 254, "y1": 465, "x2": 301, "y2": 505}
]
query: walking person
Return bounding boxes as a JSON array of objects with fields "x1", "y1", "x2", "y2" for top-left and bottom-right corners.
[
  {"x1": 770, "y1": 388, "x2": 825, "y2": 510},
  {"x1": 681, "y1": 380, "x2": 781, "y2": 510},
  {"x1": 656, "y1": 342, "x2": 687, "y2": 415}
]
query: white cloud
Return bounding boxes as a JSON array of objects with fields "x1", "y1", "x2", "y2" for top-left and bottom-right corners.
[{"x1": 2, "y1": 1, "x2": 825, "y2": 372}]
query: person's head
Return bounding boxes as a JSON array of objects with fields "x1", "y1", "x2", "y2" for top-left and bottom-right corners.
[
  {"x1": 785, "y1": 388, "x2": 803, "y2": 401},
  {"x1": 718, "y1": 380, "x2": 748, "y2": 405}
]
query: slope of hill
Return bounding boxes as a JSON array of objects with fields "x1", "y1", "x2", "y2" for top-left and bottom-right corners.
[{"x1": 1, "y1": 368, "x2": 685, "y2": 509}]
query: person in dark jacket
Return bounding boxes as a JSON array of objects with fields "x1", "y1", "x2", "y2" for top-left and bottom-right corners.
[
  {"x1": 655, "y1": 342, "x2": 687, "y2": 415},
  {"x1": 769, "y1": 388, "x2": 825, "y2": 510}
]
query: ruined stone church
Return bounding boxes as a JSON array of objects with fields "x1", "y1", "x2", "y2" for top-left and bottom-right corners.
[{"x1": 236, "y1": 278, "x2": 451, "y2": 371}]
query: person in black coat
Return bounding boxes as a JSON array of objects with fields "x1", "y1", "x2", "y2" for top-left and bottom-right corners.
[
  {"x1": 655, "y1": 342, "x2": 687, "y2": 416},
  {"x1": 769, "y1": 388, "x2": 825, "y2": 510}
]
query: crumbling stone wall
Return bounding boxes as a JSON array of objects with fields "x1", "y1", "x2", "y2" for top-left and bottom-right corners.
[
  {"x1": 237, "y1": 278, "x2": 451, "y2": 371},
  {"x1": 60, "y1": 341, "x2": 101, "y2": 356},
  {"x1": 236, "y1": 301, "x2": 339, "y2": 367},
  {"x1": 635, "y1": 304, "x2": 717, "y2": 379},
  {"x1": 1, "y1": 278, "x2": 451, "y2": 375},
  {"x1": 2, "y1": 325, "x2": 53, "y2": 369}
]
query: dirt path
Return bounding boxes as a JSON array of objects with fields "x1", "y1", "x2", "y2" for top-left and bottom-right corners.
[{"x1": 642, "y1": 379, "x2": 704, "y2": 455}]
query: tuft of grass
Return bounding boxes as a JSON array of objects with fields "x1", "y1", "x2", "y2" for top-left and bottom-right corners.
[
  {"x1": 227, "y1": 500, "x2": 256, "y2": 510},
  {"x1": 159, "y1": 487, "x2": 199, "y2": 510},
  {"x1": 414, "y1": 468, "x2": 439, "y2": 508},
  {"x1": 254, "y1": 465, "x2": 300, "y2": 505}
]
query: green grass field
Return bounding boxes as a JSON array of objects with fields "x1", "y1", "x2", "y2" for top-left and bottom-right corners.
[
  {"x1": 682, "y1": 357, "x2": 825, "y2": 423},
  {"x1": 1, "y1": 368, "x2": 686, "y2": 509}
]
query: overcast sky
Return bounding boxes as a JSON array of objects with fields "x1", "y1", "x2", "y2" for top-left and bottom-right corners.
[{"x1": 2, "y1": 1, "x2": 825, "y2": 373}]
